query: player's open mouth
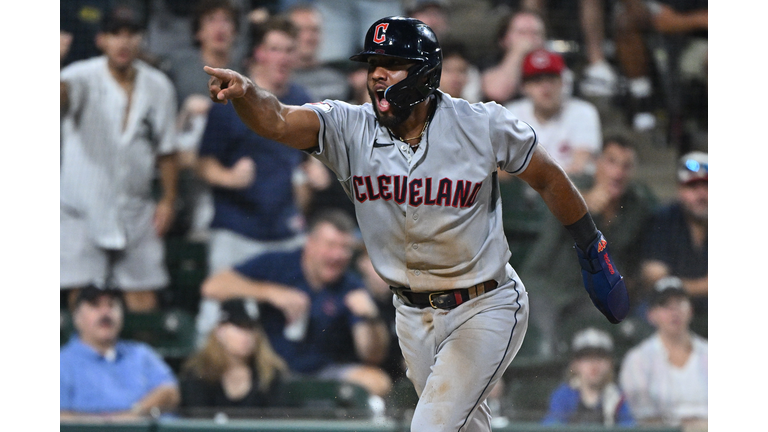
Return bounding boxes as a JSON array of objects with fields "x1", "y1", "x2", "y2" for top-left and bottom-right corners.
[{"x1": 375, "y1": 89, "x2": 390, "y2": 113}]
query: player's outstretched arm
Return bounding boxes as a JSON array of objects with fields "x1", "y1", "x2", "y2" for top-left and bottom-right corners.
[
  {"x1": 517, "y1": 145, "x2": 629, "y2": 323},
  {"x1": 204, "y1": 66, "x2": 321, "y2": 150}
]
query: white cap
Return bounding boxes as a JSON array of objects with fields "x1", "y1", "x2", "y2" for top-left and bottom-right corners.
[{"x1": 571, "y1": 327, "x2": 614, "y2": 356}]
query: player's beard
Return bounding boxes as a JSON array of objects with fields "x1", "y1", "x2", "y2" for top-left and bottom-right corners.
[{"x1": 369, "y1": 87, "x2": 414, "y2": 129}]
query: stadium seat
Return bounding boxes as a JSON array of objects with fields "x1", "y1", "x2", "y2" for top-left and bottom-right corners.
[
  {"x1": 164, "y1": 237, "x2": 208, "y2": 314},
  {"x1": 121, "y1": 308, "x2": 197, "y2": 362},
  {"x1": 497, "y1": 176, "x2": 548, "y2": 269},
  {"x1": 282, "y1": 378, "x2": 371, "y2": 413}
]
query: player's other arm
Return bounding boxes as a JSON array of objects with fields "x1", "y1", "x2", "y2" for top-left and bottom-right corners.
[
  {"x1": 516, "y1": 145, "x2": 589, "y2": 226},
  {"x1": 517, "y1": 145, "x2": 630, "y2": 323},
  {"x1": 205, "y1": 66, "x2": 320, "y2": 150}
]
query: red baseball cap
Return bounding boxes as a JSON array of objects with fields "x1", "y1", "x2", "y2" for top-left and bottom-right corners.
[{"x1": 522, "y1": 49, "x2": 565, "y2": 80}]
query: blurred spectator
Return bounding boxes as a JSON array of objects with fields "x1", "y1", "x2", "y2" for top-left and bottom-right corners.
[
  {"x1": 60, "y1": 4, "x2": 179, "y2": 312},
  {"x1": 613, "y1": 0, "x2": 707, "y2": 135},
  {"x1": 144, "y1": 0, "x2": 260, "y2": 64},
  {"x1": 437, "y1": 42, "x2": 470, "y2": 100},
  {"x1": 61, "y1": 0, "x2": 149, "y2": 67},
  {"x1": 405, "y1": 0, "x2": 450, "y2": 40},
  {"x1": 179, "y1": 298, "x2": 289, "y2": 411},
  {"x1": 406, "y1": 0, "x2": 483, "y2": 103},
  {"x1": 194, "y1": 16, "x2": 312, "y2": 340},
  {"x1": 639, "y1": 151, "x2": 707, "y2": 318},
  {"x1": 505, "y1": 49, "x2": 601, "y2": 176},
  {"x1": 60, "y1": 286, "x2": 180, "y2": 421},
  {"x1": 345, "y1": 61, "x2": 372, "y2": 105},
  {"x1": 163, "y1": 0, "x2": 246, "y2": 238},
  {"x1": 542, "y1": 327, "x2": 634, "y2": 426},
  {"x1": 165, "y1": 0, "x2": 244, "y2": 109},
  {"x1": 309, "y1": 0, "x2": 403, "y2": 64},
  {"x1": 575, "y1": 0, "x2": 619, "y2": 99},
  {"x1": 518, "y1": 135, "x2": 656, "y2": 355},
  {"x1": 199, "y1": 209, "x2": 392, "y2": 398},
  {"x1": 513, "y1": 0, "x2": 619, "y2": 98},
  {"x1": 355, "y1": 246, "x2": 405, "y2": 385},
  {"x1": 480, "y1": 8, "x2": 546, "y2": 103},
  {"x1": 287, "y1": 3, "x2": 351, "y2": 102},
  {"x1": 619, "y1": 277, "x2": 708, "y2": 430}
]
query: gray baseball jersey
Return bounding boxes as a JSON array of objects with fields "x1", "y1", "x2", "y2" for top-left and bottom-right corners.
[
  {"x1": 305, "y1": 90, "x2": 537, "y2": 291},
  {"x1": 305, "y1": 91, "x2": 536, "y2": 431}
]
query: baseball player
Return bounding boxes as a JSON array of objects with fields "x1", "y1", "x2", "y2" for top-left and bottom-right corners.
[{"x1": 204, "y1": 16, "x2": 628, "y2": 432}]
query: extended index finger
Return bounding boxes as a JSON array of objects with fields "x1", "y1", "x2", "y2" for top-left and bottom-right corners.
[
  {"x1": 204, "y1": 66, "x2": 230, "y2": 103},
  {"x1": 203, "y1": 65, "x2": 228, "y2": 78}
]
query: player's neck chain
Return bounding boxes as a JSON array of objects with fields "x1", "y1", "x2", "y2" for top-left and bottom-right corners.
[{"x1": 390, "y1": 119, "x2": 430, "y2": 144}]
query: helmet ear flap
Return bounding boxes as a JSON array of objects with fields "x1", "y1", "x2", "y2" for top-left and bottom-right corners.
[{"x1": 384, "y1": 61, "x2": 441, "y2": 110}]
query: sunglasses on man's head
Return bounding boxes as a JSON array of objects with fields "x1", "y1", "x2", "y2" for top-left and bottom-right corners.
[{"x1": 684, "y1": 159, "x2": 707, "y2": 173}]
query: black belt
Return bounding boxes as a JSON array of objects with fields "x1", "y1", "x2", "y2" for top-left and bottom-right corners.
[{"x1": 390, "y1": 280, "x2": 499, "y2": 310}]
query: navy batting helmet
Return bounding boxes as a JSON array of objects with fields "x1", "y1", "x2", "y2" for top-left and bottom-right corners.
[{"x1": 350, "y1": 16, "x2": 442, "y2": 110}]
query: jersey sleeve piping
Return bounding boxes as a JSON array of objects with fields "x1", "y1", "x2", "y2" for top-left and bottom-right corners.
[
  {"x1": 506, "y1": 121, "x2": 538, "y2": 174},
  {"x1": 302, "y1": 109, "x2": 325, "y2": 155}
]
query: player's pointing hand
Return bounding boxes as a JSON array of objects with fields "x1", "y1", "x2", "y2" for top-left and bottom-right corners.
[{"x1": 204, "y1": 65, "x2": 249, "y2": 104}]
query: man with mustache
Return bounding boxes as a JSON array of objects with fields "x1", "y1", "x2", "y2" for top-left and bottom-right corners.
[
  {"x1": 60, "y1": 286, "x2": 180, "y2": 421},
  {"x1": 202, "y1": 16, "x2": 629, "y2": 431}
]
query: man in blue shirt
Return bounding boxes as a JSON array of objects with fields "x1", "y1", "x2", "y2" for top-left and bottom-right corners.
[
  {"x1": 200, "y1": 209, "x2": 392, "y2": 398},
  {"x1": 60, "y1": 286, "x2": 180, "y2": 421},
  {"x1": 195, "y1": 15, "x2": 320, "y2": 344}
]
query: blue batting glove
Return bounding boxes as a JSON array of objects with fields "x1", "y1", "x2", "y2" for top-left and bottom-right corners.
[{"x1": 574, "y1": 231, "x2": 630, "y2": 324}]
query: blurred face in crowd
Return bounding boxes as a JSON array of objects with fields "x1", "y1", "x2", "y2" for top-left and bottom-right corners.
[
  {"x1": 254, "y1": 30, "x2": 297, "y2": 86},
  {"x1": 411, "y1": 6, "x2": 449, "y2": 39},
  {"x1": 648, "y1": 296, "x2": 693, "y2": 338},
  {"x1": 679, "y1": 180, "x2": 708, "y2": 222},
  {"x1": 439, "y1": 53, "x2": 469, "y2": 98},
  {"x1": 523, "y1": 74, "x2": 563, "y2": 117},
  {"x1": 216, "y1": 323, "x2": 258, "y2": 361},
  {"x1": 98, "y1": 28, "x2": 143, "y2": 71},
  {"x1": 303, "y1": 222, "x2": 355, "y2": 286},
  {"x1": 572, "y1": 354, "x2": 613, "y2": 390},
  {"x1": 74, "y1": 295, "x2": 124, "y2": 349},
  {"x1": 502, "y1": 12, "x2": 545, "y2": 52},
  {"x1": 197, "y1": 8, "x2": 237, "y2": 53},
  {"x1": 348, "y1": 66, "x2": 371, "y2": 104},
  {"x1": 290, "y1": 8, "x2": 322, "y2": 64},
  {"x1": 594, "y1": 141, "x2": 637, "y2": 201}
]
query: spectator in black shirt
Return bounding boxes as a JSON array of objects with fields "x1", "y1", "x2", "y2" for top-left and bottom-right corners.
[{"x1": 179, "y1": 298, "x2": 288, "y2": 412}]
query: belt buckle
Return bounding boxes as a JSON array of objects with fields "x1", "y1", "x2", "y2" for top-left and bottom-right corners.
[{"x1": 428, "y1": 291, "x2": 448, "y2": 309}]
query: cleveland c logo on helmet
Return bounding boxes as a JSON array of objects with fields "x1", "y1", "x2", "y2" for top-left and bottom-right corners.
[
  {"x1": 373, "y1": 23, "x2": 388, "y2": 43},
  {"x1": 350, "y1": 16, "x2": 442, "y2": 110}
]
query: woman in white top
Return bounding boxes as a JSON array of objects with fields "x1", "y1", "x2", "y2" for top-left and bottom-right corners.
[{"x1": 619, "y1": 277, "x2": 708, "y2": 430}]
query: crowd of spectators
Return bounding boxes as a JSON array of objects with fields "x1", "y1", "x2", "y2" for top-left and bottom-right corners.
[{"x1": 60, "y1": 0, "x2": 707, "y2": 429}]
